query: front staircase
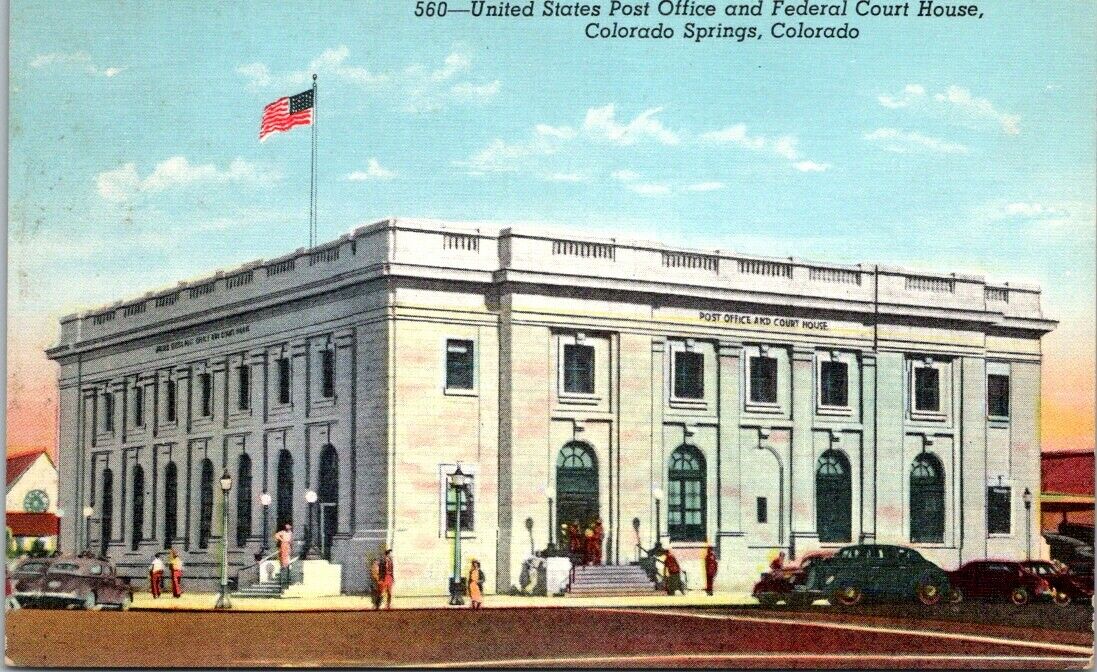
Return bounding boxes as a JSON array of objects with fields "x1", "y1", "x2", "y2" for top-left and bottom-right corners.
[
  {"x1": 232, "y1": 556, "x2": 342, "y2": 599},
  {"x1": 566, "y1": 564, "x2": 658, "y2": 597}
]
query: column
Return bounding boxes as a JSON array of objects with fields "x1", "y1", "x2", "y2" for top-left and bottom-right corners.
[
  {"x1": 959, "y1": 356, "x2": 988, "y2": 562},
  {"x1": 859, "y1": 353, "x2": 877, "y2": 543},
  {"x1": 790, "y1": 346, "x2": 815, "y2": 556}
]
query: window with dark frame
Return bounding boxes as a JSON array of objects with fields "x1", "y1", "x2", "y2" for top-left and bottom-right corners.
[
  {"x1": 756, "y1": 496, "x2": 768, "y2": 524},
  {"x1": 103, "y1": 392, "x2": 114, "y2": 432},
  {"x1": 563, "y1": 343, "x2": 595, "y2": 395},
  {"x1": 446, "y1": 340, "x2": 475, "y2": 390},
  {"x1": 238, "y1": 364, "x2": 250, "y2": 411},
  {"x1": 667, "y1": 446, "x2": 706, "y2": 541},
  {"x1": 130, "y1": 466, "x2": 144, "y2": 551},
  {"x1": 445, "y1": 474, "x2": 475, "y2": 533},
  {"x1": 321, "y1": 350, "x2": 335, "y2": 398},
  {"x1": 749, "y1": 356, "x2": 778, "y2": 404},
  {"x1": 987, "y1": 374, "x2": 1010, "y2": 418},
  {"x1": 987, "y1": 486, "x2": 1011, "y2": 535},
  {"x1": 673, "y1": 351, "x2": 704, "y2": 400},
  {"x1": 914, "y1": 366, "x2": 941, "y2": 412},
  {"x1": 200, "y1": 373, "x2": 212, "y2": 417},
  {"x1": 165, "y1": 380, "x2": 177, "y2": 422},
  {"x1": 278, "y1": 358, "x2": 291, "y2": 404},
  {"x1": 133, "y1": 385, "x2": 144, "y2": 427},
  {"x1": 819, "y1": 360, "x2": 849, "y2": 407}
]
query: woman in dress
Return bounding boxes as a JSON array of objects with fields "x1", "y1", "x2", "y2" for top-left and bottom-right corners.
[
  {"x1": 467, "y1": 559, "x2": 484, "y2": 609},
  {"x1": 274, "y1": 523, "x2": 293, "y2": 587}
]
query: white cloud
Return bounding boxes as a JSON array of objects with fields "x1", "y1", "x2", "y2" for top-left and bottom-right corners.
[
  {"x1": 31, "y1": 52, "x2": 125, "y2": 78},
  {"x1": 238, "y1": 44, "x2": 497, "y2": 114},
  {"x1": 628, "y1": 182, "x2": 672, "y2": 197},
  {"x1": 583, "y1": 105, "x2": 680, "y2": 146},
  {"x1": 535, "y1": 124, "x2": 577, "y2": 140},
  {"x1": 96, "y1": 157, "x2": 280, "y2": 202},
  {"x1": 543, "y1": 172, "x2": 586, "y2": 182},
  {"x1": 700, "y1": 124, "x2": 828, "y2": 172},
  {"x1": 346, "y1": 159, "x2": 396, "y2": 181},
  {"x1": 611, "y1": 169, "x2": 641, "y2": 182},
  {"x1": 685, "y1": 181, "x2": 725, "y2": 192},
  {"x1": 980, "y1": 200, "x2": 1094, "y2": 241},
  {"x1": 878, "y1": 83, "x2": 1020, "y2": 135},
  {"x1": 863, "y1": 127, "x2": 970, "y2": 154}
]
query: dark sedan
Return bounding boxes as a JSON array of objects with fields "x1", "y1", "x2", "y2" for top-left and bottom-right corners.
[
  {"x1": 946, "y1": 560, "x2": 1050, "y2": 605},
  {"x1": 1021, "y1": 560, "x2": 1094, "y2": 606},
  {"x1": 11, "y1": 556, "x2": 132, "y2": 610},
  {"x1": 795, "y1": 544, "x2": 950, "y2": 607},
  {"x1": 752, "y1": 550, "x2": 834, "y2": 607}
]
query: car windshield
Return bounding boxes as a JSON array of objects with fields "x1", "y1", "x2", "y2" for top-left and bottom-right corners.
[
  {"x1": 1027, "y1": 562, "x2": 1054, "y2": 575},
  {"x1": 46, "y1": 562, "x2": 85, "y2": 575},
  {"x1": 14, "y1": 561, "x2": 49, "y2": 574}
]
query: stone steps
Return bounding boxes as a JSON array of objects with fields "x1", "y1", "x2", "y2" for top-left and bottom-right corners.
[{"x1": 567, "y1": 564, "x2": 656, "y2": 597}]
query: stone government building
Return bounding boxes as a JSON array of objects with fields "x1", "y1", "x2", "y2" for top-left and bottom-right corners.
[{"x1": 47, "y1": 218, "x2": 1056, "y2": 594}]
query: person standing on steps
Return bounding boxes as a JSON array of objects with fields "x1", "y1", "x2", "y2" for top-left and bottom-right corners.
[{"x1": 274, "y1": 523, "x2": 293, "y2": 589}]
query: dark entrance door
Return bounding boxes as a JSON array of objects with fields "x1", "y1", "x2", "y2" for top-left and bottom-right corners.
[
  {"x1": 318, "y1": 445, "x2": 338, "y2": 560},
  {"x1": 816, "y1": 450, "x2": 852, "y2": 543},
  {"x1": 556, "y1": 442, "x2": 599, "y2": 549}
]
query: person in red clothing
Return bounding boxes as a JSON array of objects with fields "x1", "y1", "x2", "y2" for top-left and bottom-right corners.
[
  {"x1": 567, "y1": 521, "x2": 581, "y2": 562},
  {"x1": 662, "y1": 548, "x2": 683, "y2": 595},
  {"x1": 149, "y1": 554, "x2": 165, "y2": 599},
  {"x1": 583, "y1": 527, "x2": 596, "y2": 565},
  {"x1": 168, "y1": 548, "x2": 184, "y2": 598},
  {"x1": 704, "y1": 545, "x2": 718, "y2": 596},
  {"x1": 592, "y1": 519, "x2": 604, "y2": 566}
]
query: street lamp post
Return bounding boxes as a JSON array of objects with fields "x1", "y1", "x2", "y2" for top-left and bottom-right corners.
[
  {"x1": 1023, "y1": 487, "x2": 1033, "y2": 560},
  {"x1": 215, "y1": 469, "x2": 233, "y2": 610},
  {"x1": 259, "y1": 493, "x2": 272, "y2": 553},
  {"x1": 56, "y1": 508, "x2": 65, "y2": 555},
  {"x1": 304, "y1": 490, "x2": 318, "y2": 560},
  {"x1": 448, "y1": 464, "x2": 469, "y2": 606},
  {"x1": 544, "y1": 486, "x2": 556, "y2": 553},
  {"x1": 652, "y1": 486, "x2": 665, "y2": 552},
  {"x1": 82, "y1": 506, "x2": 94, "y2": 555}
]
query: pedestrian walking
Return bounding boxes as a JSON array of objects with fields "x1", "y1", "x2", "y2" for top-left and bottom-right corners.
[
  {"x1": 467, "y1": 559, "x2": 484, "y2": 609},
  {"x1": 592, "y1": 518, "x2": 604, "y2": 566},
  {"x1": 149, "y1": 554, "x2": 165, "y2": 599},
  {"x1": 704, "y1": 545, "x2": 718, "y2": 596},
  {"x1": 372, "y1": 547, "x2": 394, "y2": 609},
  {"x1": 662, "y1": 548, "x2": 683, "y2": 595},
  {"x1": 168, "y1": 549, "x2": 184, "y2": 598},
  {"x1": 274, "y1": 523, "x2": 293, "y2": 588}
]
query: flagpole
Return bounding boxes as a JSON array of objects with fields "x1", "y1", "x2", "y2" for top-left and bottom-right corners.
[{"x1": 310, "y1": 73, "x2": 318, "y2": 248}]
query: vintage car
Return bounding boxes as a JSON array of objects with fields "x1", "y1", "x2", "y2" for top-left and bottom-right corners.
[
  {"x1": 752, "y1": 550, "x2": 834, "y2": 607},
  {"x1": 946, "y1": 560, "x2": 1050, "y2": 605},
  {"x1": 1021, "y1": 560, "x2": 1094, "y2": 606},
  {"x1": 794, "y1": 544, "x2": 950, "y2": 607},
  {"x1": 11, "y1": 556, "x2": 133, "y2": 610}
]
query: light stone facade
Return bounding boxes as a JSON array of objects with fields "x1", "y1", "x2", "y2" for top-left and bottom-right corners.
[{"x1": 47, "y1": 218, "x2": 1055, "y2": 594}]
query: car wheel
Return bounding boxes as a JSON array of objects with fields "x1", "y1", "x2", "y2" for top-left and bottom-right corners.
[
  {"x1": 756, "y1": 594, "x2": 779, "y2": 608},
  {"x1": 1009, "y1": 587, "x2": 1030, "y2": 606},
  {"x1": 83, "y1": 592, "x2": 96, "y2": 611},
  {"x1": 1053, "y1": 590, "x2": 1072, "y2": 607},
  {"x1": 916, "y1": 580, "x2": 943, "y2": 606},
  {"x1": 117, "y1": 593, "x2": 132, "y2": 611},
  {"x1": 947, "y1": 587, "x2": 964, "y2": 604},
  {"x1": 832, "y1": 585, "x2": 863, "y2": 607}
]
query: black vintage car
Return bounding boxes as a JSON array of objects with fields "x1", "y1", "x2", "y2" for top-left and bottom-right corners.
[
  {"x1": 11, "y1": 556, "x2": 133, "y2": 610},
  {"x1": 795, "y1": 544, "x2": 951, "y2": 606}
]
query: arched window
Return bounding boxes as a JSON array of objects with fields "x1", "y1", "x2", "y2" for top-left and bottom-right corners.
[
  {"x1": 318, "y1": 445, "x2": 339, "y2": 559},
  {"x1": 668, "y1": 446, "x2": 706, "y2": 542},
  {"x1": 100, "y1": 468, "x2": 114, "y2": 557},
  {"x1": 556, "y1": 442, "x2": 599, "y2": 534},
  {"x1": 131, "y1": 465, "x2": 145, "y2": 551},
  {"x1": 164, "y1": 462, "x2": 178, "y2": 547},
  {"x1": 236, "y1": 454, "x2": 252, "y2": 547},
  {"x1": 816, "y1": 450, "x2": 851, "y2": 543},
  {"x1": 276, "y1": 449, "x2": 294, "y2": 529},
  {"x1": 198, "y1": 459, "x2": 214, "y2": 549},
  {"x1": 910, "y1": 454, "x2": 944, "y2": 544}
]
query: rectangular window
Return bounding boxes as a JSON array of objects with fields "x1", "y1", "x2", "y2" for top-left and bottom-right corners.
[
  {"x1": 445, "y1": 476, "x2": 475, "y2": 532},
  {"x1": 132, "y1": 383, "x2": 143, "y2": 425},
  {"x1": 756, "y1": 496, "x2": 768, "y2": 524},
  {"x1": 914, "y1": 366, "x2": 940, "y2": 412},
  {"x1": 165, "y1": 380, "x2": 177, "y2": 422},
  {"x1": 987, "y1": 486, "x2": 1011, "y2": 534},
  {"x1": 445, "y1": 340, "x2": 475, "y2": 390},
  {"x1": 102, "y1": 392, "x2": 114, "y2": 432},
  {"x1": 563, "y1": 343, "x2": 595, "y2": 395},
  {"x1": 749, "y1": 356, "x2": 778, "y2": 404},
  {"x1": 238, "y1": 365, "x2": 250, "y2": 410},
  {"x1": 321, "y1": 350, "x2": 335, "y2": 398},
  {"x1": 673, "y1": 351, "x2": 704, "y2": 400},
  {"x1": 278, "y1": 358, "x2": 291, "y2": 404},
  {"x1": 819, "y1": 360, "x2": 849, "y2": 407},
  {"x1": 987, "y1": 374, "x2": 1009, "y2": 418},
  {"x1": 200, "y1": 373, "x2": 212, "y2": 417}
]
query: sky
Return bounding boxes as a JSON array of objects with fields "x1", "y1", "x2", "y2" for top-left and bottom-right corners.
[{"x1": 7, "y1": 1, "x2": 1095, "y2": 457}]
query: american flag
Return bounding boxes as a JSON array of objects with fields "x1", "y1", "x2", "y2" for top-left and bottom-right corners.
[{"x1": 259, "y1": 88, "x2": 314, "y2": 142}]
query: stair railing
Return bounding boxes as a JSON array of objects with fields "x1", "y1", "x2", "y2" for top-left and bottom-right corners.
[{"x1": 234, "y1": 550, "x2": 279, "y2": 592}]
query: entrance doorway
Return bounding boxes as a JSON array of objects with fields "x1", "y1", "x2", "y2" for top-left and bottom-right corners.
[
  {"x1": 556, "y1": 442, "x2": 599, "y2": 548},
  {"x1": 318, "y1": 445, "x2": 338, "y2": 560}
]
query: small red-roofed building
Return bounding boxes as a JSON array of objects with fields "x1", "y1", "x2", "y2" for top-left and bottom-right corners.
[
  {"x1": 6, "y1": 449, "x2": 60, "y2": 556},
  {"x1": 1041, "y1": 450, "x2": 1094, "y2": 530}
]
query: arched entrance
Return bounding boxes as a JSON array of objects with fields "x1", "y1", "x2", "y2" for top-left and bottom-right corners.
[
  {"x1": 668, "y1": 445, "x2": 706, "y2": 542},
  {"x1": 236, "y1": 453, "x2": 252, "y2": 547},
  {"x1": 163, "y1": 462, "x2": 177, "y2": 547},
  {"x1": 556, "y1": 442, "x2": 599, "y2": 536},
  {"x1": 276, "y1": 449, "x2": 294, "y2": 530},
  {"x1": 910, "y1": 453, "x2": 944, "y2": 543},
  {"x1": 816, "y1": 450, "x2": 852, "y2": 543},
  {"x1": 318, "y1": 445, "x2": 339, "y2": 559},
  {"x1": 131, "y1": 466, "x2": 145, "y2": 551}
]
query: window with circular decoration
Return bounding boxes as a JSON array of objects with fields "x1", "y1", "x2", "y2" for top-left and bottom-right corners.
[{"x1": 24, "y1": 489, "x2": 50, "y2": 513}]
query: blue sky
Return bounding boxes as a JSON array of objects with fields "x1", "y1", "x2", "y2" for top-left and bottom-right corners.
[{"x1": 7, "y1": 1, "x2": 1096, "y2": 450}]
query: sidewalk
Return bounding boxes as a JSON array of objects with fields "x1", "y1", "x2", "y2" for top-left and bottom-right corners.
[{"x1": 132, "y1": 590, "x2": 758, "y2": 612}]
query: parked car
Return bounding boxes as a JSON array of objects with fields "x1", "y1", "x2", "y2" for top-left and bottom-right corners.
[
  {"x1": 795, "y1": 544, "x2": 950, "y2": 607},
  {"x1": 1044, "y1": 531, "x2": 1095, "y2": 581},
  {"x1": 752, "y1": 550, "x2": 834, "y2": 607},
  {"x1": 946, "y1": 560, "x2": 1050, "y2": 605},
  {"x1": 1021, "y1": 560, "x2": 1094, "y2": 606},
  {"x1": 11, "y1": 556, "x2": 133, "y2": 610}
]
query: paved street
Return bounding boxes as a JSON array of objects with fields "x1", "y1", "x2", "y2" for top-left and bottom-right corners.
[{"x1": 6, "y1": 604, "x2": 1093, "y2": 668}]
